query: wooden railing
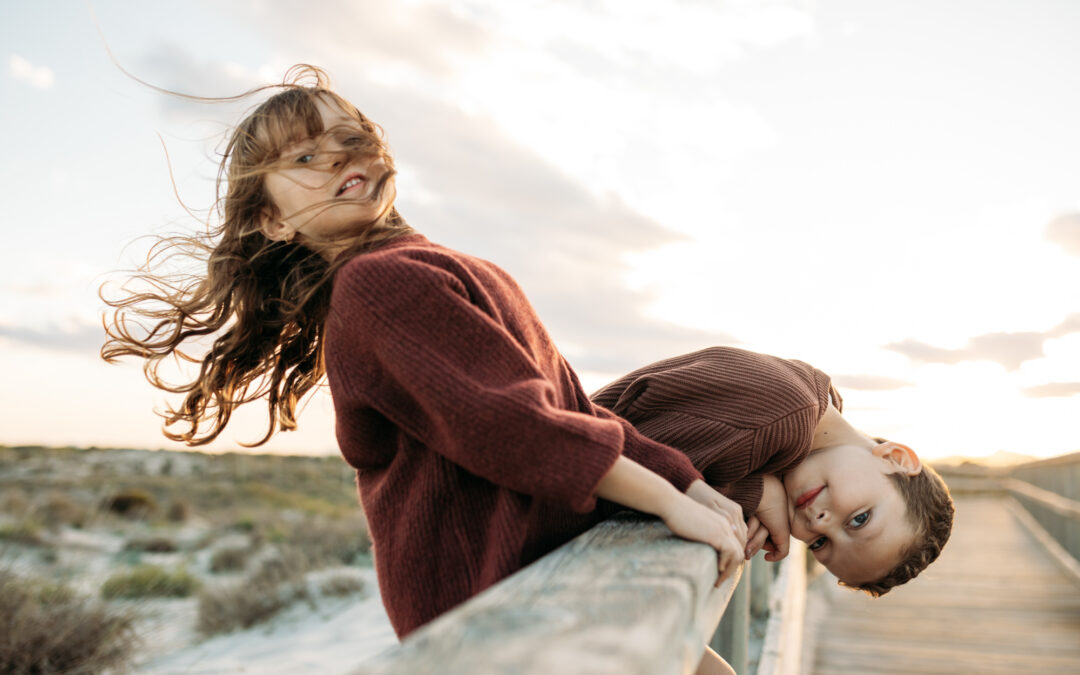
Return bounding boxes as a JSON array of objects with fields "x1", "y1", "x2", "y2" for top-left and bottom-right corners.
[
  {"x1": 1005, "y1": 451, "x2": 1080, "y2": 585},
  {"x1": 352, "y1": 512, "x2": 807, "y2": 674}
]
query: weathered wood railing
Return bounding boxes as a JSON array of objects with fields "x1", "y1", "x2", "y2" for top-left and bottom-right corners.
[
  {"x1": 1006, "y1": 451, "x2": 1080, "y2": 584},
  {"x1": 352, "y1": 512, "x2": 808, "y2": 674}
]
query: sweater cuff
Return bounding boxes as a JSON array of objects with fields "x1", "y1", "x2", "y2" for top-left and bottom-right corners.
[{"x1": 719, "y1": 475, "x2": 764, "y2": 521}]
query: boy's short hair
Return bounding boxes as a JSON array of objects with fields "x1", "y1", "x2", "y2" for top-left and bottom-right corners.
[{"x1": 850, "y1": 461, "x2": 954, "y2": 596}]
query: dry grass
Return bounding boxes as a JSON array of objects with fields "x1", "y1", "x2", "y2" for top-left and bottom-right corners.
[
  {"x1": 0, "y1": 566, "x2": 138, "y2": 674},
  {"x1": 319, "y1": 572, "x2": 365, "y2": 597},
  {"x1": 196, "y1": 547, "x2": 311, "y2": 636},
  {"x1": 209, "y1": 545, "x2": 252, "y2": 573}
]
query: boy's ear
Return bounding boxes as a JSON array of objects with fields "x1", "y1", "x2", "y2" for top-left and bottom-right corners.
[
  {"x1": 872, "y1": 441, "x2": 923, "y2": 475},
  {"x1": 260, "y1": 207, "x2": 291, "y2": 241}
]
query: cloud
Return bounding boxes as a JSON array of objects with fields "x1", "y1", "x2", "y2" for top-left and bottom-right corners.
[
  {"x1": 1045, "y1": 212, "x2": 1080, "y2": 256},
  {"x1": 831, "y1": 375, "x2": 913, "y2": 391},
  {"x1": 1023, "y1": 382, "x2": 1080, "y2": 398},
  {"x1": 0, "y1": 322, "x2": 103, "y2": 356},
  {"x1": 9, "y1": 54, "x2": 54, "y2": 89},
  {"x1": 886, "y1": 317, "x2": 1080, "y2": 371}
]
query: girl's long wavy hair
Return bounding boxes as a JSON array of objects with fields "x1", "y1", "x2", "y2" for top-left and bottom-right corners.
[{"x1": 101, "y1": 65, "x2": 413, "y2": 446}]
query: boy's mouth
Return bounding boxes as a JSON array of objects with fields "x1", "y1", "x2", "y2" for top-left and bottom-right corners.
[
  {"x1": 795, "y1": 485, "x2": 824, "y2": 510},
  {"x1": 337, "y1": 173, "x2": 367, "y2": 195}
]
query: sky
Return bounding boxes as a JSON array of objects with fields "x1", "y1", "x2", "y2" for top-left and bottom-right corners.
[{"x1": 0, "y1": 0, "x2": 1078, "y2": 461}]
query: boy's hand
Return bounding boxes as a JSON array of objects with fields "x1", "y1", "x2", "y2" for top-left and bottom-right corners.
[
  {"x1": 745, "y1": 474, "x2": 790, "y2": 562},
  {"x1": 659, "y1": 493, "x2": 746, "y2": 586},
  {"x1": 685, "y1": 479, "x2": 747, "y2": 544}
]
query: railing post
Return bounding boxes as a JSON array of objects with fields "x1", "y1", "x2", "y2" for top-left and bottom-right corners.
[{"x1": 711, "y1": 558, "x2": 750, "y2": 674}]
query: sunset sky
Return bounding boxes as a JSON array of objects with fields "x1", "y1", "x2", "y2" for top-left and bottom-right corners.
[{"x1": 1, "y1": 0, "x2": 1077, "y2": 461}]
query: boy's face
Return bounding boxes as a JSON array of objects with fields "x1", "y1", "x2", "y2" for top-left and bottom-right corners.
[{"x1": 783, "y1": 442, "x2": 920, "y2": 585}]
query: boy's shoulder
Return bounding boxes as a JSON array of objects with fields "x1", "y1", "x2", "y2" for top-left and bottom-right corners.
[{"x1": 595, "y1": 346, "x2": 834, "y2": 427}]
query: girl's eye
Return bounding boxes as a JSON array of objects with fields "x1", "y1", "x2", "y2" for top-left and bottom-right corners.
[
  {"x1": 296, "y1": 153, "x2": 315, "y2": 164},
  {"x1": 808, "y1": 536, "x2": 827, "y2": 551},
  {"x1": 848, "y1": 511, "x2": 871, "y2": 529}
]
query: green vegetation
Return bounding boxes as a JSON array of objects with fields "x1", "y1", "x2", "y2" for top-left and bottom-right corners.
[{"x1": 101, "y1": 564, "x2": 201, "y2": 599}]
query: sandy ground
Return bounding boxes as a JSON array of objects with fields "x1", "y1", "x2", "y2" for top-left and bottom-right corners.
[{"x1": 135, "y1": 568, "x2": 399, "y2": 674}]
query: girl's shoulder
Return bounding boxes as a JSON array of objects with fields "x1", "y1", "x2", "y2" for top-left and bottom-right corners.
[{"x1": 334, "y1": 235, "x2": 493, "y2": 301}]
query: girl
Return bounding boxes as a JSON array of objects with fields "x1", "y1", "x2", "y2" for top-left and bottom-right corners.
[{"x1": 101, "y1": 65, "x2": 746, "y2": 645}]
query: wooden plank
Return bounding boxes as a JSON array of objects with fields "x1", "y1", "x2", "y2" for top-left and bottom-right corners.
[
  {"x1": 757, "y1": 539, "x2": 807, "y2": 675},
  {"x1": 351, "y1": 513, "x2": 743, "y2": 675},
  {"x1": 804, "y1": 495, "x2": 1080, "y2": 674}
]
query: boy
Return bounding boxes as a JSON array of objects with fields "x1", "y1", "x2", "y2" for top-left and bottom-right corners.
[{"x1": 592, "y1": 346, "x2": 954, "y2": 594}]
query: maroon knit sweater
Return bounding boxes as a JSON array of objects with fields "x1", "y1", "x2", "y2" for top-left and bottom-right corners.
[{"x1": 324, "y1": 234, "x2": 703, "y2": 637}]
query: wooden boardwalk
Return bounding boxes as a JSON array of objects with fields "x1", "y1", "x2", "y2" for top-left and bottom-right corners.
[{"x1": 802, "y1": 495, "x2": 1080, "y2": 674}]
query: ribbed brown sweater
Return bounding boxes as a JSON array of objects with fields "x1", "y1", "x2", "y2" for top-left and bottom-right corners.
[
  {"x1": 324, "y1": 234, "x2": 704, "y2": 637},
  {"x1": 591, "y1": 347, "x2": 841, "y2": 518}
]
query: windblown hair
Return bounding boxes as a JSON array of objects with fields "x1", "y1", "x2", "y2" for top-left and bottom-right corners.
[
  {"x1": 853, "y1": 461, "x2": 955, "y2": 596},
  {"x1": 101, "y1": 65, "x2": 413, "y2": 446}
]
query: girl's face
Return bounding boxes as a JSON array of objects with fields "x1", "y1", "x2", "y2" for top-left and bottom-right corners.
[{"x1": 260, "y1": 96, "x2": 394, "y2": 256}]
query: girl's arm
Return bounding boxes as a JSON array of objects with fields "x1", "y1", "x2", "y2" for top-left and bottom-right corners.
[{"x1": 594, "y1": 456, "x2": 747, "y2": 582}]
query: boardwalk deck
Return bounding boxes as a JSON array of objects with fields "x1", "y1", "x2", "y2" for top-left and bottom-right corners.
[{"x1": 802, "y1": 495, "x2": 1080, "y2": 674}]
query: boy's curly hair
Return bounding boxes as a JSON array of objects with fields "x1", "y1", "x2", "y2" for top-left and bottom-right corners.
[{"x1": 852, "y1": 461, "x2": 954, "y2": 596}]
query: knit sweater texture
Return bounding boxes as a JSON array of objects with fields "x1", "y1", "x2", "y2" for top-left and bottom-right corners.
[
  {"x1": 324, "y1": 234, "x2": 703, "y2": 637},
  {"x1": 591, "y1": 347, "x2": 842, "y2": 519}
]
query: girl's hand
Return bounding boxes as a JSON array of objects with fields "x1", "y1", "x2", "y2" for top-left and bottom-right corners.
[
  {"x1": 685, "y1": 479, "x2": 748, "y2": 544},
  {"x1": 745, "y1": 474, "x2": 790, "y2": 562},
  {"x1": 659, "y1": 493, "x2": 746, "y2": 586}
]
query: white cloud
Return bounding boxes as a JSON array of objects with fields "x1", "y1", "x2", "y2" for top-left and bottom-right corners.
[
  {"x1": 1045, "y1": 212, "x2": 1080, "y2": 256},
  {"x1": 9, "y1": 54, "x2": 54, "y2": 89}
]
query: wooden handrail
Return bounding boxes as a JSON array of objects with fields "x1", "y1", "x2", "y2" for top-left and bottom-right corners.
[
  {"x1": 1005, "y1": 478, "x2": 1080, "y2": 520},
  {"x1": 351, "y1": 512, "x2": 744, "y2": 675}
]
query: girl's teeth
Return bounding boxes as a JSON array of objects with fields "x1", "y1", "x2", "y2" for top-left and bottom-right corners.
[{"x1": 340, "y1": 177, "x2": 363, "y2": 193}]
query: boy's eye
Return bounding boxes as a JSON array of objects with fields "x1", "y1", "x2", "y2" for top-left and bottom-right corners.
[
  {"x1": 848, "y1": 511, "x2": 870, "y2": 529},
  {"x1": 808, "y1": 536, "x2": 827, "y2": 551}
]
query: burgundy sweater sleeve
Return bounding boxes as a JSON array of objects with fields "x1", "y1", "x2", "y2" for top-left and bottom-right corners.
[
  {"x1": 325, "y1": 253, "x2": 623, "y2": 513},
  {"x1": 591, "y1": 405, "x2": 702, "y2": 493}
]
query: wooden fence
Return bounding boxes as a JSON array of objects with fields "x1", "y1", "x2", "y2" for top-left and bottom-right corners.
[
  {"x1": 352, "y1": 512, "x2": 808, "y2": 674},
  {"x1": 1006, "y1": 451, "x2": 1080, "y2": 585}
]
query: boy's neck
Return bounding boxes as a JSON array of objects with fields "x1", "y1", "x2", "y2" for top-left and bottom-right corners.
[{"x1": 811, "y1": 404, "x2": 875, "y2": 451}]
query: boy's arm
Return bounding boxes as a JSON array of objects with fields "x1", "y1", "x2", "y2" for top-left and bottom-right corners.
[{"x1": 745, "y1": 474, "x2": 790, "y2": 562}]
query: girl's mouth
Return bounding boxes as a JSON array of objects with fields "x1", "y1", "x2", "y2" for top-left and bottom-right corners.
[
  {"x1": 337, "y1": 173, "x2": 367, "y2": 195},
  {"x1": 795, "y1": 485, "x2": 824, "y2": 510}
]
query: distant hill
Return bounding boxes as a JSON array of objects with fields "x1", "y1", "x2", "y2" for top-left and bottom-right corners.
[{"x1": 931, "y1": 450, "x2": 1039, "y2": 468}]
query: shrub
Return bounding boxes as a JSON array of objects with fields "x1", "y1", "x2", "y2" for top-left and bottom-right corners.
[
  {"x1": 101, "y1": 564, "x2": 200, "y2": 599},
  {"x1": 196, "y1": 547, "x2": 309, "y2": 636},
  {"x1": 101, "y1": 488, "x2": 157, "y2": 519},
  {"x1": 275, "y1": 515, "x2": 371, "y2": 567},
  {"x1": 319, "y1": 572, "x2": 365, "y2": 597},
  {"x1": 0, "y1": 487, "x2": 29, "y2": 515},
  {"x1": 0, "y1": 566, "x2": 137, "y2": 674},
  {"x1": 123, "y1": 536, "x2": 178, "y2": 553},
  {"x1": 36, "y1": 492, "x2": 89, "y2": 529},
  {"x1": 209, "y1": 546, "x2": 251, "y2": 573},
  {"x1": 0, "y1": 520, "x2": 45, "y2": 546},
  {"x1": 165, "y1": 499, "x2": 191, "y2": 523}
]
